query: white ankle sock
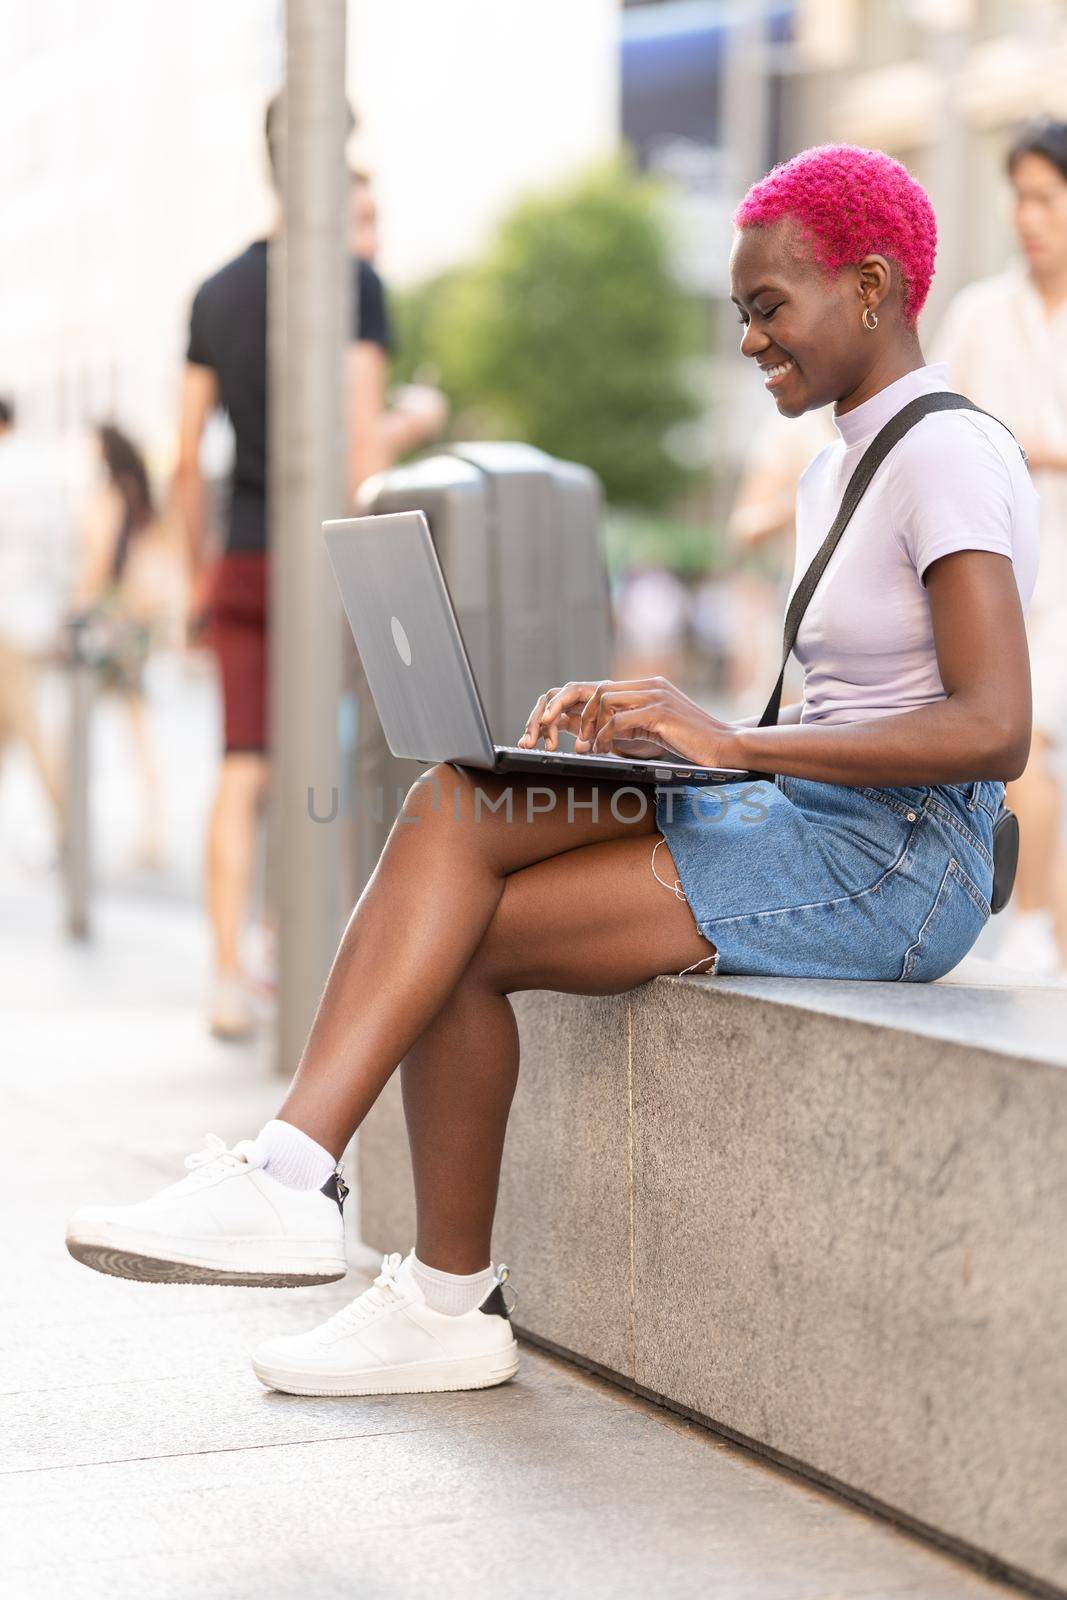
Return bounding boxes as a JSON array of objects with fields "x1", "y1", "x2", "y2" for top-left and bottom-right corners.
[
  {"x1": 256, "y1": 1119, "x2": 337, "y2": 1191},
  {"x1": 411, "y1": 1253, "x2": 496, "y2": 1316}
]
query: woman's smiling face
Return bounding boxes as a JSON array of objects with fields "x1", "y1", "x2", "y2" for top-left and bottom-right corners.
[{"x1": 729, "y1": 219, "x2": 875, "y2": 418}]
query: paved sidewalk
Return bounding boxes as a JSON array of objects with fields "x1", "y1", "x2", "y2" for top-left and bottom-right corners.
[{"x1": 2, "y1": 890, "x2": 1023, "y2": 1600}]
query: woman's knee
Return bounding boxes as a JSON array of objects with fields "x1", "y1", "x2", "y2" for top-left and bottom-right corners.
[
  {"x1": 400, "y1": 762, "x2": 470, "y2": 826},
  {"x1": 400, "y1": 762, "x2": 518, "y2": 844}
]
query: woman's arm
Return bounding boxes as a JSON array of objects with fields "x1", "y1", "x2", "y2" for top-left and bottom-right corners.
[
  {"x1": 345, "y1": 345, "x2": 448, "y2": 499},
  {"x1": 172, "y1": 363, "x2": 218, "y2": 580},
  {"x1": 534, "y1": 551, "x2": 1030, "y2": 785},
  {"x1": 727, "y1": 549, "x2": 1030, "y2": 784},
  {"x1": 731, "y1": 703, "x2": 805, "y2": 729}
]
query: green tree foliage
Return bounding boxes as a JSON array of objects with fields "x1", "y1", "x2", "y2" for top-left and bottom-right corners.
[{"x1": 392, "y1": 162, "x2": 701, "y2": 510}]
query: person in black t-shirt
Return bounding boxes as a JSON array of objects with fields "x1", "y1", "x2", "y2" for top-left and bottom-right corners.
[
  {"x1": 184, "y1": 238, "x2": 395, "y2": 561},
  {"x1": 174, "y1": 103, "x2": 448, "y2": 1040}
]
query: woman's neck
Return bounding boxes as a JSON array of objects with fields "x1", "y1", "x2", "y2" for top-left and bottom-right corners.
[{"x1": 835, "y1": 339, "x2": 925, "y2": 417}]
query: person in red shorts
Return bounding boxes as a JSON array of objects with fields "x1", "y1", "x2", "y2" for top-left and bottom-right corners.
[{"x1": 174, "y1": 100, "x2": 447, "y2": 1039}]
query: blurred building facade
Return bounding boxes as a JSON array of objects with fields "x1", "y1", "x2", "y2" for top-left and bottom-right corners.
[
  {"x1": 1, "y1": 0, "x2": 281, "y2": 465},
  {"x1": 4, "y1": 0, "x2": 1065, "y2": 524},
  {"x1": 622, "y1": 0, "x2": 1067, "y2": 476},
  {"x1": 797, "y1": 0, "x2": 1067, "y2": 322},
  {"x1": 0, "y1": 0, "x2": 618, "y2": 471}
]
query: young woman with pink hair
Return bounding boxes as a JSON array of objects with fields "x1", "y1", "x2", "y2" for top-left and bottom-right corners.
[{"x1": 67, "y1": 146, "x2": 1037, "y2": 1399}]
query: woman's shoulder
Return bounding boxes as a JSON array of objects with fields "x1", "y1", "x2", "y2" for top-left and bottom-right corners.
[
  {"x1": 887, "y1": 406, "x2": 1037, "y2": 570},
  {"x1": 891, "y1": 403, "x2": 1026, "y2": 486}
]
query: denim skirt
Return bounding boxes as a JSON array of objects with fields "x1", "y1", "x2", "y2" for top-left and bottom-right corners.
[{"x1": 653, "y1": 775, "x2": 1003, "y2": 983}]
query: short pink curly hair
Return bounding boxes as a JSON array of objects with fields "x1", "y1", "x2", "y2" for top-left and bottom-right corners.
[{"x1": 733, "y1": 144, "x2": 937, "y2": 325}]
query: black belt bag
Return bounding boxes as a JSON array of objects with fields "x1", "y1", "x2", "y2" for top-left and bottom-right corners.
[
  {"x1": 757, "y1": 390, "x2": 1019, "y2": 916},
  {"x1": 990, "y1": 805, "x2": 1019, "y2": 915}
]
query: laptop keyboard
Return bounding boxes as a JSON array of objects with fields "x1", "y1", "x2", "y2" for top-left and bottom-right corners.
[{"x1": 496, "y1": 745, "x2": 696, "y2": 775}]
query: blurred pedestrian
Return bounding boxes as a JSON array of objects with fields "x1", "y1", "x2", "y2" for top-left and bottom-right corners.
[
  {"x1": 0, "y1": 397, "x2": 74, "y2": 843},
  {"x1": 727, "y1": 405, "x2": 836, "y2": 559},
  {"x1": 347, "y1": 166, "x2": 379, "y2": 262},
  {"x1": 174, "y1": 101, "x2": 448, "y2": 1041},
  {"x1": 346, "y1": 166, "x2": 449, "y2": 464},
  {"x1": 934, "y1": 116, "x2": 1067, "y2": 976},
  {"x1": 725, "y1": 406, "x2": 836, "y2": 714},
  {"x1": 71, "y1": 424, "x2": 183, "y2": 870},
  {"x1": 612, "y1": 564, "x2": 689, "y2": 681}
]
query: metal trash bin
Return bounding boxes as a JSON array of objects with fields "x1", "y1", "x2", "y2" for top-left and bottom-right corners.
[{"x1": 342, "y1": 443, "x2": 610, "y2": 901}]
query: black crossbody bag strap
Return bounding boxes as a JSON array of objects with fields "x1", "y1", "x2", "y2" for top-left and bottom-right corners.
[{"x1": 753, "y1": 390, "x2": 1023, "y2": 912}]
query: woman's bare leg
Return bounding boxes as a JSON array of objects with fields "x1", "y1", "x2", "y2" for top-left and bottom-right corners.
[
  {"x1": 399, "y1": 976, "x2": 519, "y2": 1274},
  {"x1": 122, "y1": 689, "x2": 165, "y2": 866},
  {"x1": 400, "y1": 823, "x2": 714, "y2": 1272},
  {"x1": 206, "y1": 751, "x2": 269, "y2": 976},
  {"x1": 277, "y1": 763, "x2": 713, "y2": 1161}
]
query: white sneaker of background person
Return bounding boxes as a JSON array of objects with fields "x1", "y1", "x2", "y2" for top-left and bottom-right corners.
[
  {"x1": 64, "y1": 1124, "x2": 348, "y2": 1287},
  {"x1": 250, "y1": 1249, "x2": 519, "y2": 1397},
  {"x1": 997, "y1": 907, "x2": 1060, "y2": 978}
]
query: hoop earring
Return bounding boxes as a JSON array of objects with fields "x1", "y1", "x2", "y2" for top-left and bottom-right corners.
[{"x1": 862, "y1": 305, "x2": 879, "y2": 331}]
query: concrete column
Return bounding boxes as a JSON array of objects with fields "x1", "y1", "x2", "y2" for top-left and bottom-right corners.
[
  {"x1": 268, "y1": 0, "x2": 350, "y2": 1072},
  {"x1": 920, "y1": 7, "x2": 972, "y2": 323},
  {"x1": 789, "y1": 0, "x2": 850, "y2": 154},
  {"x1": 723, "y1": 0, "x2": 770, "y2": 203}
]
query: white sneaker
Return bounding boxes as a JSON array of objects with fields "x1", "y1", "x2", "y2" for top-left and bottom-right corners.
[
  {"x1": 251, "y1": 1250, "x2": 519, "y2": 1396},
  {"x1": 65, "y1": 1134, "x2": 348, "y2": 1287}
]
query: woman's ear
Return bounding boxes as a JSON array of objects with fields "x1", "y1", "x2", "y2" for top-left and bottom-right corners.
[{"x1": 857, "y1": 254, "x2": 892, "y2": 313}]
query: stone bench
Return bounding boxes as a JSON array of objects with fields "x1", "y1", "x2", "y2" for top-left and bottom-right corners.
[{"x1": 357, "y1": 957, "x2": 1067, "y2": 1597}]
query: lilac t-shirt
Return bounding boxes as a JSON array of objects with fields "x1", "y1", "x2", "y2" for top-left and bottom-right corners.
[{"x1": 790, "y1": 363, "x2": 1039, "y2": 727}]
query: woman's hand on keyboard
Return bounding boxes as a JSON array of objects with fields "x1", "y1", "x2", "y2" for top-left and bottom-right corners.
[
  {"x1": 519, "y1": 681, "x2": 670, "y2": 757},
  {"x1": 518, "y1": 678, "x2": 737, "y2": 767}
]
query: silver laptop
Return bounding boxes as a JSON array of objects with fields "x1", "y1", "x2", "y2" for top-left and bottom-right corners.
[{"x1": 323, "y1": 510, "x2": 753, "y2": 787}]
